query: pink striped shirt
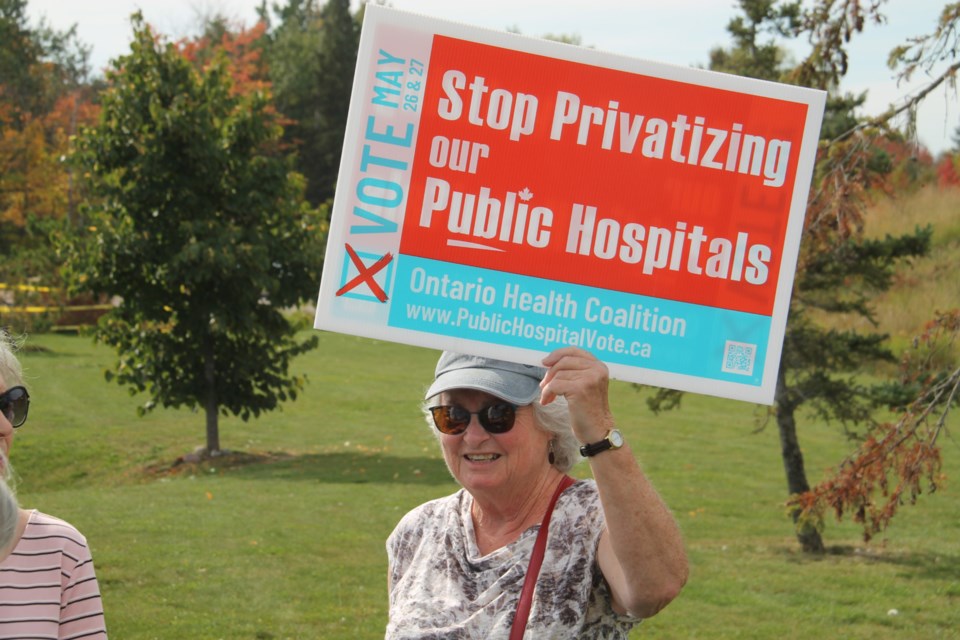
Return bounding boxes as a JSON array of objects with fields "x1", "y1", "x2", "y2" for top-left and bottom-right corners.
[{"x1": 0, "y1": 510, "x2": 107, "y2": 639}]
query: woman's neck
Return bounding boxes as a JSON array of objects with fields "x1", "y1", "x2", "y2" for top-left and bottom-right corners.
[{"x1": 470, "y1": 469, "x2": 564, "y2": 554}]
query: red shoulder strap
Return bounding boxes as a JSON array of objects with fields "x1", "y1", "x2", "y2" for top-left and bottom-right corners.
[{"x1": 509, "y1": 475, "x2": 576, "y2": 640}]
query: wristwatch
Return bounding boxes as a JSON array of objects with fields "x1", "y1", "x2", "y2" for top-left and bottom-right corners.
[{"x1": 579, "y1": 429, "x2": 624, "y2": 457}]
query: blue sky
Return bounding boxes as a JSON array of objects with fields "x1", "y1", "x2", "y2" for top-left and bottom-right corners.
[{"x1": 27, "y1": 0, "x2": 957, "y2": 155}]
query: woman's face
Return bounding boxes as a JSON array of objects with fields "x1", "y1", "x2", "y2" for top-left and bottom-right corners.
[
  {"x1": 0, "y1": 374, "x2": 14, "y2": 459},
  {"x1": 437, "y1": 388, "x2": 552, "y2": 498}
]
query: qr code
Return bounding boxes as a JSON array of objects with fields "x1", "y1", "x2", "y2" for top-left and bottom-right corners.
[{"x1": 722, "y1": 341, "x2": 756, "y2": 376}]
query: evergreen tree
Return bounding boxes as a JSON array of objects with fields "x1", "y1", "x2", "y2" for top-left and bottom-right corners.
[
  {"x1": 649, "y1": 0, "x2": 933, "y2": 552},
  {"x1": 311, "y1": 0, "x2": 358, "y2": 204},
  {"x1": 707, "y1": 0, "x2": 801, "y2": 81},
  {"x1": 260, "y1": 0, "x2": 360, "y2": 206}
]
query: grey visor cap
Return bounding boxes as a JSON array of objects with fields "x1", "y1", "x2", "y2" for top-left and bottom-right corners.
[{"x1": 425, "y1": 352, "x2": 547, "y2": 405}]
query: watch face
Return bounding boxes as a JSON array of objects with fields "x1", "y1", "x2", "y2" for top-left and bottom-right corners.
[{"x1": 609, "y1": 430, "x2": 624, "y2": 447}]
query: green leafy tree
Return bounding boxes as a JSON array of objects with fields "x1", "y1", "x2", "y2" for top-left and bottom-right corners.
[{"x1": 66, "y1": 13, "x2": 325, "y2": 455}]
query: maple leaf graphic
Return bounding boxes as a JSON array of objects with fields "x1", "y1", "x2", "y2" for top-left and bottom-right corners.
[{"x1": 518, "y1": 188, "x2": 533, "y2": 201}]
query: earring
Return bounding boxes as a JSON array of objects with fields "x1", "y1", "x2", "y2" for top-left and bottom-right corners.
[{"x1": 548, "y1": 439, "x2": 556, "y2": 466}]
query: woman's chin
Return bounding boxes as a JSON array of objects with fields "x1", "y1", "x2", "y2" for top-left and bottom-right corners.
[{"x1": 456, "y1": 460, "x2": 506, "y2": 490}]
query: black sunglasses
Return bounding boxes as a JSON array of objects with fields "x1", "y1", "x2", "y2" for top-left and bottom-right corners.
[
  {"x1": 429, "y1": 403, "x2": 517, "y2": 435},
  {"x1": 0, "y1": 386, "x2": 30, "y2": 429}
]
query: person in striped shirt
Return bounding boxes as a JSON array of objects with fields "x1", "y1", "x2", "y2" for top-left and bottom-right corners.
[{"x1": 1, "y1": 333, "x2": 108, "y2": 639}]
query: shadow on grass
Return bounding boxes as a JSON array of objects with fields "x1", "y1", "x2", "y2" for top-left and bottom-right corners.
[
  {"x1": 22, "y1": 341, "x2": 91, "y2": 356},
  {"x1": 146, "y1": 450, "x2": 454, "y2": 486},
  {"x1": 781, "y1": 544, "x2": 960, "y2": 582}
]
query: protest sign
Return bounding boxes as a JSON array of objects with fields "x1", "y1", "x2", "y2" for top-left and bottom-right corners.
[{"x1": 314, "y1": 5, "x2": 826, "y2": 404}]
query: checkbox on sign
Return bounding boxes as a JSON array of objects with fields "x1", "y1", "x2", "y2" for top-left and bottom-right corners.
[{"x1": 336, "y1": 244, "x2": 394, "y2": 303}]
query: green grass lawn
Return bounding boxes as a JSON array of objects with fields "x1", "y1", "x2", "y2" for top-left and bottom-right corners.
[{"x1": 13, "y1": 331, "x2": 960, "y2": 639}]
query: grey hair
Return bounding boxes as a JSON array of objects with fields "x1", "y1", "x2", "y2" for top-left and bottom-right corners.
[
  {"x1": 0, "y1": 331, "x2": 24, "y2": 389},
  {"x1": 0, "y1": 453, "x2": 18, "y2": 554},
  {"x1": 0, "y1": 332, "x2": 24, "y2": 554},
  {"x1": 422, "y1": 393, "x2": 581, "y2": 473}
]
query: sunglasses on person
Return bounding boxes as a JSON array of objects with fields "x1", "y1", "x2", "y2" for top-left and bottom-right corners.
[
  {"x1": 0, "y1": 386, "x2": 30, "y2": 429},
  {"x1": 429, "y1": 403, "x2": 518, "y2": 435}
]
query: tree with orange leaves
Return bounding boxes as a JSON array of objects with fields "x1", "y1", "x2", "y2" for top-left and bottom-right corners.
[
  {"x1": 0, "y1": 0, "x2": 98, "y2": 331},
  {"x1": 778, "y1": 1, "x2": 959, "y2": 550},
  {"x1": 177, "y1": 16, "x2": 271, "y2": 97},
  {"x1": 1, "y1": 0, "x2": 93, "y2": 234},
  {"x1": 789, "y1": 309, "x2": 959, "y2": 542},
  {"x1": 649, "y1": 0, "x2": 957, "y2": 553},
  {"x1": 171, "y1": 0, "x2": 362, "y2": 207}
]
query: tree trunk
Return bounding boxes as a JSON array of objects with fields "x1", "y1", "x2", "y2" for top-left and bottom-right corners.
[
  {"x1": 775, "y1": 370, "x2": 825, "y2": 553},
  {"x1": 203, "y1": 331, "x2": 220, "y2": 455}
]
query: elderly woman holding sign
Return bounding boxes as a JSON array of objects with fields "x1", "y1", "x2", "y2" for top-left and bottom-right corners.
[{"x1": 387, "y1": 346, "x2": 687, "y2": 638}]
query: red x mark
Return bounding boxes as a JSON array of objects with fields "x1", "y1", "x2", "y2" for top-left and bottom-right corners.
[{"x1": 335, "y1": 243, "x2": 393, "y2": 302}]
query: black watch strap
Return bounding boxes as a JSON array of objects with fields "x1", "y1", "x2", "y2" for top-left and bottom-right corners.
[
  {"x1": 579, "y1": 438, "x2": 612, "y2": 457},
  {"x1": 579, "y1": 429, "x2": 623, "y2": 457}
]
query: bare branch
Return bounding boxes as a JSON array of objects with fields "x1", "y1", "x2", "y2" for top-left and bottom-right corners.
[{"x1": 830, "y1": 60, "x2": 960, "y2": 145}]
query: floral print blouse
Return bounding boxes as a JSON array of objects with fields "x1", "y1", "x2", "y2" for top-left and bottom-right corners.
[{"x1": 386, "y1": 479, "x2": 640, "y2": 639}]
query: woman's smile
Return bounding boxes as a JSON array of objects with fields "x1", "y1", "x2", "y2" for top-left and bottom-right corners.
[{"x1": 463, "y1": 453, "x2": 501, "y2": 463}]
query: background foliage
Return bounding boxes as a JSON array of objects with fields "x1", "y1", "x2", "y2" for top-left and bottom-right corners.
[{"x1": 1, "y1": 0, "x2": 959, "y2": 634}]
